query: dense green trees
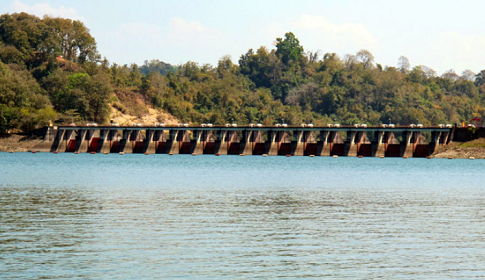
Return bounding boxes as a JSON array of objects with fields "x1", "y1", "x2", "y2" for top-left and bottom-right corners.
[
  {"x1": 275, "y1": 32, "x2": 304, "y2": 65},
  {"x1": 0, "y1": 13, "x2": 98, "y2": 64},
  {"x1": 0, "y1": 60, "x2": 53, "y2": 131},
  {"x1": 0, "y1": 13, "x2": 107, "y2": 131},
  {"x1": 43, "y1": 17, "x2": 98, "y2": 63},
  {"x1": 1, "y1": 13, "x2": 485, "y2": 134}
]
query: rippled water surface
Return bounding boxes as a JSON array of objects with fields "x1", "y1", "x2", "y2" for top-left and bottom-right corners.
[{"x1": 1, "y1": 153, "x2": 485, "y2": 279}]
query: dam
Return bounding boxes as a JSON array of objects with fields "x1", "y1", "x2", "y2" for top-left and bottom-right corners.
[{"x1": 32, "y1": 124, "x2": 457, "y2": 157}]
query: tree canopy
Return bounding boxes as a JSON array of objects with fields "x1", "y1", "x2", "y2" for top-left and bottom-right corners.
[
  {"x1": 1, "y1": 13, "x2": 485, "y2": 134},
  {"x1": 276, "y1": 32, "x2": 304, "y2": 65}
]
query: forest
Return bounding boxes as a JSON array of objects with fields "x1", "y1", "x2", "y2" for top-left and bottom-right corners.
[{"x1": 1, "y1": 12, "x2": 485, "y2": 134}]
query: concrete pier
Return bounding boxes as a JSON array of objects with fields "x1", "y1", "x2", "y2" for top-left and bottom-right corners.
[
  {"x1": 215, "y1": 130, "x2": 228, "y2": 155},
  {"x1": 120, "y1": 130, "x2": 133, "y2": 154},
  {"x1": 266, "y1": 130, "x2": 276, "y2": 155},
  {"x1": 51, "y1": 128, "x2": 66, "y2": 152},
  {"x1": 190, "y1": 130, "x2": 205, "y2": 155},
  {"x1": 440, "y1": 131, "x2": 450, "y2": 145},
  {"x1": 400, "y1": 131, "x2": 414, "y2": 158},
  {"x1": 291, "y1": 131, "x2": 305, "y2": 156},
  {"x1": 76, "y1": 129, "x2": 92, "y2": 153},
  {"x1": 144, "y1": 130, "x2": 157, "y2": 154},
  {"x1": 372, "y1": 131, "x2": 390, "y2": 157},
  {"x1": 428, "y1": 131, "x2": 441, "y2": 155},
  {"x1": 166, "y1": 130, "x2": 189, "y2": 154},
  {"x1": 98, "y1": 129, "x2": 111, "y2": 153},
  {"x1": 33, "y1": 125, "x2": 456, "y2": 157},
  {"x1": 239, "y1": 130, "x2": 253, "y2": 155},
  {"x1": 344, "y1": 131, "x2": 358, "y2": 157},
  {"x1": 317, "y1": 131, "x2": 331, "y2": 156}
]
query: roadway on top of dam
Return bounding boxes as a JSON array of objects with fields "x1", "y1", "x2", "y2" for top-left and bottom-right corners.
[{"x1": 57, "y1": 125, "x2": 454, "y2": 133}]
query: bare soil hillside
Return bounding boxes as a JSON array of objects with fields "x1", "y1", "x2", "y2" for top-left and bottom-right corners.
[
  {"x1": 0, "y1": 134, "x2": 43, "y2": 152},
  {"x1": 109, "y1": 105, "x2": 180, "y2": 126},
  {"x1": 109, "y1": 89, "x2": 180, "y2": 126}
]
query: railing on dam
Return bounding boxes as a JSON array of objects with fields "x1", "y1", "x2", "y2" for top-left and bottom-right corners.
[{"x1": 33, "y1": 125, "x2": 455, "y2": 157}]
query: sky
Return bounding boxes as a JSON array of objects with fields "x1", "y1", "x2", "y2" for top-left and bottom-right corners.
[{"x1": 3, "y1": 0, "x2": 485, "y2": 75}]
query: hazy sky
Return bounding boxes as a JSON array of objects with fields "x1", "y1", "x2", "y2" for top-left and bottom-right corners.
[{"x1": 3, "y1": 0, "x2": 485, "y2": 75}]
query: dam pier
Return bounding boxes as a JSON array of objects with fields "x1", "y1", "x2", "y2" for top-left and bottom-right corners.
[{"x1": 33, "y1": 125, "x2": 456, "y2": 158}]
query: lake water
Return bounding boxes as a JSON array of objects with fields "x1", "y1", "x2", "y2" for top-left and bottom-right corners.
[{"x1": 1, "y1": 153, "x2": 485, "y2": 279}]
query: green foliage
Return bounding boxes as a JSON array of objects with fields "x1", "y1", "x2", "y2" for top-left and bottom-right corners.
[
  {"x1": 239, "y1": 47, "x2": 277, "y2": 88},
  {"x1": 1, "y1": 14, "x2": 485, "y2": 134},
  {"x1": 276, "y1": 32, "x2": 304, "y2": 65},
  {"x1": 0, "y1": 13, "x2": 105, "y2": 132},
  {"x1": 43, "y1": 16, "x2": 99, "y2": 62},
  {"x1": 0, "y1": 45, "x2": 25, "y2": 64},
  {"x1": 19, "y1": 107, "x2": 57, "y2": 132},
  {"x1": 0, "y1": 60, "x2": 52, "y2": 131},
  {"x1": 58, "y1": 109, "x2": 81, "y2": 124},
  {"x1": 458, "y1": 141, "x2": 485, "y2": 148},
  {"x1": 140, "y1": 59, "x2": 178, "y2": 76},
  {"x1": 0, "y1": 104, "x2": 18, "y2": 131}
]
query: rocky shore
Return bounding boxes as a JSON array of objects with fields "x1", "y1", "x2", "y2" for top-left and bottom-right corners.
[
  {"x1": 430, "y1": 138, "x2": 485, "y2": 159},
  {"x1": 0, "y1": 134, "x2": 43, "y2": 152}
]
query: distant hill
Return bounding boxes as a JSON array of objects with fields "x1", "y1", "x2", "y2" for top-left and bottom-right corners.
[{"x1": 140, "y1": 59, "x2": 178, "y2": 76}]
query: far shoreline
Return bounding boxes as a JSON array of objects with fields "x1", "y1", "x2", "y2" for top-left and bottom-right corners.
[{"x1": 1, "y1": 133, "x2": 484, "y2": 159}]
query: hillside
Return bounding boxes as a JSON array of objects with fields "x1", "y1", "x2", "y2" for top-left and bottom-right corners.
[
  {"x1": 1, "y1": 12, "x2": 485, "y2": 136},
  {"x1": 109, "y1": 88, "x2": 180, "y2": 125}
]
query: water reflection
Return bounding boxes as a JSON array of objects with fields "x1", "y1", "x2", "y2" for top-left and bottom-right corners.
[
  {"x1": 1, "y1": 154, "x2": 485, "y2": 279},
  {"x1": 0, "y1": 187, "x2": 104, "y2": 279}
]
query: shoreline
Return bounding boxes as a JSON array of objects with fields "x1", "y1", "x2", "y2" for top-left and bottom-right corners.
[
  {"x1": 428, "y1": 138, "x2": 485, "y2": 159},
  {"x1": 1, "y1": 133, "x2": 484, "y2": 159},
  {"x1": 0, "y1": 134, "x2": 44, "y2": 152}
]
